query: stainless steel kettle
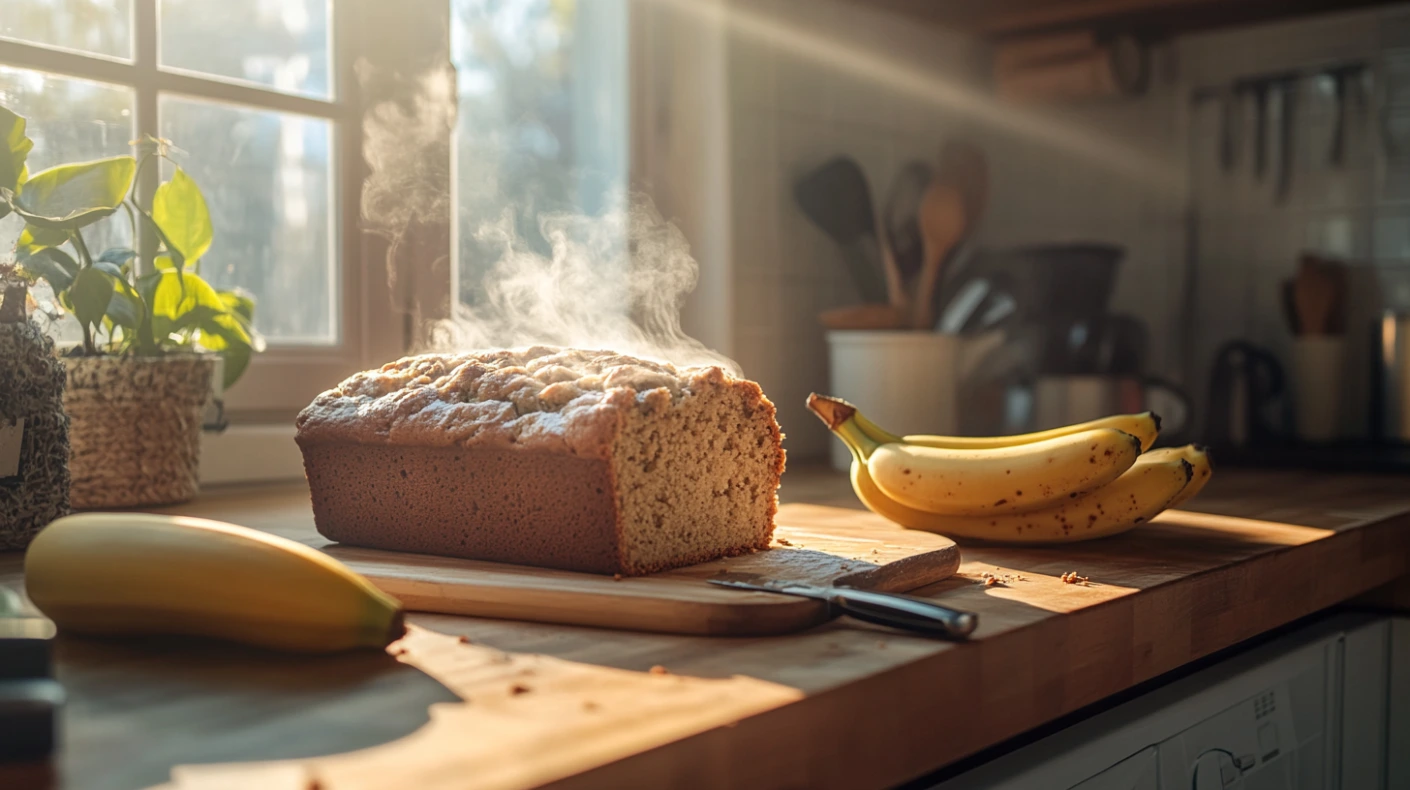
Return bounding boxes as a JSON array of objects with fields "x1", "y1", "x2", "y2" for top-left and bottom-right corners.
[
  {"x1": 1205, "y1": 341, "x2": 1286, "y2": 447},
  {"x1": 1029, "y1": 375, "x2": 1189, "y2": 436},
  {"x1": 1371, "y1": 311, "x2": 1410, "y2": 443}
]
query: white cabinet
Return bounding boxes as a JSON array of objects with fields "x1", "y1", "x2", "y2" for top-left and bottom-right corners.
[{"x1": 931, "y1": 614, "x2": 1405, "y2": 790}]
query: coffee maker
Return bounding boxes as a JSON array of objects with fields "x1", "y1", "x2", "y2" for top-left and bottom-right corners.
[{"x1": 936, "y1": 243, "x2": 1189, "y2": 439}]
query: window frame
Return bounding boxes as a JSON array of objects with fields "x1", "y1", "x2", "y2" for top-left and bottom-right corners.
[{"x1": 0, "y1": 0, "x2": 395, "y2": 417}]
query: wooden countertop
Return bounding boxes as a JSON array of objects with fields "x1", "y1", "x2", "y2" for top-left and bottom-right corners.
[{"x1": 3, "y1": 467, "x2": 1410, "y2": 790}]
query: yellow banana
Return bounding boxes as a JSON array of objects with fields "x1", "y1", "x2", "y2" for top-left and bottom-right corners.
[
  {"x1": 1141, "y1": 445, "x2": 1213, "y2": 508},
  {"x1": 25, "y1": 513, "x2": 405, "y2": 653},
  {"x1": 839, "y1": 397, "x2": 1160, "y2": 452},
  {"x1": 866, "y1": 427, "x2": 1141, "y2": 516},
  {"x1": 808, "y1": 393, "x2": 1192, "y2": 542},
  {"x1": 842, "y1": 435, "x2": 1190, "y2": 542},
  {"x1": 888, "y1": 454, "x2": 1192, "y2": 542}
]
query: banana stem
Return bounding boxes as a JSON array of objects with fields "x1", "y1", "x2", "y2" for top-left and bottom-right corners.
[
  {"x1": 853, "y1": 411, "x2": 904, "y2": 444},
  {"x1": 835, "y1": 417, "x2": 883, "y2": 462},
  {"x1": 807, "y1": 393, "x2": 894, "y2": 461},
  {"x1": 806, "y1": 393, "x2": 855, "y2": 429}
]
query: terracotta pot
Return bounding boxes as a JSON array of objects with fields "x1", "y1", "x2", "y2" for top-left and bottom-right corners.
[{"x1": 64, "y1": 355, "x2": 214, "y2": 509}]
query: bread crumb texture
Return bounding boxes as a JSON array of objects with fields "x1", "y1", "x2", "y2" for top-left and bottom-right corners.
[{"x1": 297, "y1": 347, "x2": 785, "y2": 575}]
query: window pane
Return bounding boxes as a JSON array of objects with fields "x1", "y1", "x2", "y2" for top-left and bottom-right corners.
[
  {"x1": 159, "y1": 0, "x2": 331, "y2": 99},
  {"x1": 0, "y1": 67, "x2": 135, "y2": 344},
  {"x1": 0, "y1": 0, "x2": 132, "y2": 60},
  {"x1": 451, "y1": 0, "x2": 629, "y2": 303},
  {"x1": 160, "y1": 96, "x2": 336, "y2": 344}
]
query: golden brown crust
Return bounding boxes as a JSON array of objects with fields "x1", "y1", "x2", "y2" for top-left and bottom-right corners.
[{"x1": 296, "y1": 347, "x2": 745, "y2": 459}]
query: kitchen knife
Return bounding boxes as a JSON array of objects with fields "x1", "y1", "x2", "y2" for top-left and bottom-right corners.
[{"x1": 708, "y1": 579, "x2": 978, "y2": 639}]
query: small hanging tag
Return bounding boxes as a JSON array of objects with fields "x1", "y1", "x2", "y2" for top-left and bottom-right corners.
[{"x1": 0, "y1": 418, "x2": 24, "y2": 481}]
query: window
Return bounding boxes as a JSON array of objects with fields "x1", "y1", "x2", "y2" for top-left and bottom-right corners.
[
  {"x1": 451, "y1": 0, "x2": 629, "y2": 310},
  {"x1": 0, "y1": 0, "x2": 370, "y2": 415},
  {"x1": 4, "y1": 0, "x2": 663, "y2": 420}
]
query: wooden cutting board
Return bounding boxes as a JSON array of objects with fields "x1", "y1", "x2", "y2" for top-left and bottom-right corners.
[{"x1": 320, "y1": 504, "x2": 960, "y2": 636}]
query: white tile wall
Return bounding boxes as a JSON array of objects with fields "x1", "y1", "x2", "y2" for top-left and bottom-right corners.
[
  {"x1": 1180, "y1": 4, "x2": 1410, "y2": 439},
  {"x1": 723, "y1": 0, "x2": 1185, "y2": 458},
  {"x1": 724, "y1": 0, "x2": 989, "y2": 459},
  {"x1": 721, "y1": 0, "x2": 1410, "y2": 454}
]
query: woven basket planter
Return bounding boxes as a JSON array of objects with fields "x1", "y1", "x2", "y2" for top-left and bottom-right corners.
[
  {"x1": 0, "y1": 320, "x2": 70, "y2": 549},
  {"x1": 64, "y1": 355, "x2": 214, "y2": 509}
]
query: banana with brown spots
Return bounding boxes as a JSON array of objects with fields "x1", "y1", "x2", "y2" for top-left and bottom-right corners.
[{"x1": 863, "y1": 426, "x2": 1141, "y2": 517}]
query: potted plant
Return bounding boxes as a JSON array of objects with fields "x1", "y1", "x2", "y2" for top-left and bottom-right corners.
[
  {"x1": 0, "y1": 262, "x2": 70, "y2": 548},
  {"x1": 1, "y1": 106, "x2": 263, "y2": 508}
]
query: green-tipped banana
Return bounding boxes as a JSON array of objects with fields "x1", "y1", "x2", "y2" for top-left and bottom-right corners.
[
  {"x1": 849, "y1": 400, "x2": 1161, "y2": 452},
  {"x1": 807, "y1": 393, "x2": 1197, "y2": 543},
  {"x1": 809, "y1": 394, "x2": 1141, "y2": 517}
]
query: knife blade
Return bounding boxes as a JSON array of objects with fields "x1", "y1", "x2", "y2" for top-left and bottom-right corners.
[{"x1": 708, "y1": 579, "x2": 977, "y2": 639}]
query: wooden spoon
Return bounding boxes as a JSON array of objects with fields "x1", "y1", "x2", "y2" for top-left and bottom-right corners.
[
  {"x1": 910, "y1": 181, "x2": 967, "y2": 329},
  {"x1": 911, "y1": 140, "x2": 987, "y2": 330},
  {"x1": 1293, "y1": 269, "x2": 1330, "y2": 336},
  {"x1": 1293, "y1": 254, "x2": 1347, "y2": 336},
  {"x1": 939, "y1": 140, "x2": 990, "y2": 233}
]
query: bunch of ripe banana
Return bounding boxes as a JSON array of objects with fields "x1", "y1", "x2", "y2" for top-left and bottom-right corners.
[
  {"x1": 807, "y1": 394, "x2": 1213, "y2": 543},
  {"x1": 25, "y1": 513, "x2": 405, "y2": 652}
]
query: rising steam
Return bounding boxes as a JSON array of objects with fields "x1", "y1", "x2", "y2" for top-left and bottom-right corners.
[
  {"x1": 359, "y1": 65, "x2": 736, "y2": 374},
  {"x1": 428, "y1": 194, "x2": 739, "y2": 374},
  {"x1": 358, "y1": 61, "x2": 456, "y2": 296}
]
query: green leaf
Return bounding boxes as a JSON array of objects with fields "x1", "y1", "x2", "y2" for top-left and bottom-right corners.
[
  {"x1": 151, "y1": 167, "x2": 212, "y2": 262},
  {"x1": 132, "y1": 272, "x2": 161, "y2": 353},
  {"x1": 138, "y1": 212, "x2": 184, "y2": 271},
  {"x1": 16, "y1": 224, "x2": 66, "y2": 256},
  {"x1": 148, "y1": 270, "x2": 222, "y2": 339},
  {"x1": 170, "y1": 303, "x2": 226, "y2": 334},
  {"x1": 19, "y1": 247, "x2": 80, "y2": 293},
  {"x1": 217, "y1": 288, "x2": 255, "y2": 323},
  {"x1": 91, "y1": 260, "x2": 124, "y2": 279},
  {"x1": 219, "y1": 343, "x2": 252, "y2": 389},
  {"x1": 136, "y1": 271, "x2": 164, "y2": 313},
  {"x1": 192, "y1": 311, "x2": 256, "y2": 390},
  {"x1": 151, "y1": 270, "x2": 222, "y2": 315},
  {"x1": 97, "y1": 247, "x2": 137, "y2": 266},
  {"x1": 105, "y1": 279, "x2": 144, "y2": 330},
  {"x1": 193, "y1": 309, "x2": 251, "y2": 347},
  {"x1": 154, "y1": 254, "x2": 180, "y2": 271},
  {"x1": 0, "y1": 106, "x2": 32, "y2": 201},
  {"x1": 13, "y1": 156, "x2": 136, "y2": 230},
  {"x1": 70, "y1": 267, "x2": 115, "y2": 330}
]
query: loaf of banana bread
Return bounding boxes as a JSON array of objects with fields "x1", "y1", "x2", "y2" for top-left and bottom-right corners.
[{"x1": 295, "y1": 347, "x2": 785, "y2": 575}]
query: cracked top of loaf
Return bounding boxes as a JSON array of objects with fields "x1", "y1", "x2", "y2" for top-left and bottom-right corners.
[{"x1": 295, "y1": 346, "x2": 758, "y2": 458}]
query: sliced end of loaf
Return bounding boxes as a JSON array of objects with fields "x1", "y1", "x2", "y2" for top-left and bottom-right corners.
[{"x1": 610, "y1": 379, "x2": 785, "y2": 575}]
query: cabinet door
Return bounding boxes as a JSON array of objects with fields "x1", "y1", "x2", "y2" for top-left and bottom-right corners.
[
  {"x1": 1341, "y1": 620, "x2": 1390, "y2": 790},
  {"x1": 1069, "y1": 746, "x2": 1158, "y2": 790},
  {"x1": 1390, "y1": 618, "x2": 1410, "y2": 790}
]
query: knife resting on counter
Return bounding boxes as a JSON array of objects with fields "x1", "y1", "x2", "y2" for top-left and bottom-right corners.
[{"x1": 709, "y1": 579, "x2": 978, "y2": 639}]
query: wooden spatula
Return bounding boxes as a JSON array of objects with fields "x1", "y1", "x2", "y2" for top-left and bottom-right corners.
[
  {"x1": 940, "y1": 140, "x2": 990, "y2": 232},
  {"x1": 1293, "y1": 254, "x2": 1347, "y2": 336},
  {"x1": 911, "y1": 181, "x2": 967, "y2": 329}
]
